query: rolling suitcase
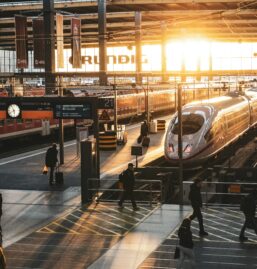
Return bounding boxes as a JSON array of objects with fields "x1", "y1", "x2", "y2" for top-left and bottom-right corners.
[
  {"x1": 142, "y1": 136, "x2": 150, "y2": 147},
  {"x1": 55, "y1": 166, "x2": 63, "y2": 185}
]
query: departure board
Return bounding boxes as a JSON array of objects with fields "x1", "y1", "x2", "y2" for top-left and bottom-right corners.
[{"x1": 54, "y1": 104, "x2": 92, "y2": 119}]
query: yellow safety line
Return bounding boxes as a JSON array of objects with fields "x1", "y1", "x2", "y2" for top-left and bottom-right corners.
[
  {"x1": 69, "y1": 212, "x2": 120, "y2": 236},
  {"x1": 87, "y1": 213, "x2": 129, "y2": 231},
  {"x1": 60, "y1": 215, "x2": 103, "y2": 235},
  {"x1": 37, "y1": 226, "x2": 55, "y2": 233},
  {"x1": 51, "y1": 221, "x2": 80, "y2": 234},
  {"x1": 96, "y1": 204, "x2": 141, "y2": 222},
  {"x1": 122, "y1": 204, "x2": 160, "y2": 237},
  {"x1": 87, "y1": 208, "x2": 136, "y2": 226}
]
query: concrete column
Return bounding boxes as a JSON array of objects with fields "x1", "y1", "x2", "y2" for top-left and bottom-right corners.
[
  {"x1": 58, "y1": 76, "x2": 64, "y2": 165},
  {"x1": 43, "y1": 0, "x2": 56, "y2": 95},
  {"x1": 161, "y1": 22, "x2": 168, "y2": 83},
  {"x1": 135, "y1": 11, "x2": 142, "y2": 85},
  {"x1": 98, "y1": 0, "x2": 107, "y2": 85}
]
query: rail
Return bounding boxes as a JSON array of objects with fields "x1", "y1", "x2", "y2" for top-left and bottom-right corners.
[
  {"x1": 88, "y1": 178, "x2": 162, "y2": 206},
  {"x1": 183, "y1": 180, "x2": 257, "y2": 207}
]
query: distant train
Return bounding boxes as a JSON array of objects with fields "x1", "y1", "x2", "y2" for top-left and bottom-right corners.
[
  {"x1": 0, "y1": 83, "x2": 228, "y2": 141},
  {"x1": 164, "y1": 88, "x2": 257, "y2": 165}
]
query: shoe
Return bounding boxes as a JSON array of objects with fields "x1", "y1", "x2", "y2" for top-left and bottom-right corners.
[
  {"x1": 199, "y1": 231, "x2": 208, "y2": 236},
  {"x1": 239, "y1": 236, "x2": 248, "y2": 241},
  {"x1": 133, "y1": 207, "x2": 140, "y2": 211}
]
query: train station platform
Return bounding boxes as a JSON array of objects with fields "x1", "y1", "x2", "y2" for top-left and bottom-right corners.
[
  {"x1": 0, "y1": 119, "x2": 167, "y2": 191},
  {"x1": 1, "y1": 118, "x2": 257, "y2": 268}
]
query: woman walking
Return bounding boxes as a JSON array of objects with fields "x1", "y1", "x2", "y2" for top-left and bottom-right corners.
[{"x1": 176, "y1": 218, "x2": 196, "y2": 269}]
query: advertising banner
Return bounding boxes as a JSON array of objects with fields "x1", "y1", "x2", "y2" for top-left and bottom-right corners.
[
  {"x1": 56, "y1": 14, "x2": 64, "y2": 68},
  {"x1": 33, "y1": 18, "x2": 45, "y2": 68},
  {"x1": 71, "y1": 18, "x2": 82, "y2": 68},
  {"x1": 15, "y1": 15, "x2": 28, "y2": 69}
]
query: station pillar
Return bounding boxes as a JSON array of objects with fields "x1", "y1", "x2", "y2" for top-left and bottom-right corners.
[
  {"x1": 81, "y1": 140, "x2": 98, "y2": 204},
  {"x1": 135, "y1": 11, "x2": 142, "y2": 85},
  {"x1": 43, "y1": 0, "x2": 56, "y2": 94},
  {"x1": 161, "y1": 22, "x2": 168, "y2": 83},
  {"x1": 98, "y1": 0, "x2": 107, "y2": 85},
  {"x1": 58, "y1": 76, "x2": 64, "y2": 165}
]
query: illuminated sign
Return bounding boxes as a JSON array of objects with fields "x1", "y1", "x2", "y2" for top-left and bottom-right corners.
[
  {"x1": 69, "y1": 55, "x2": 149, "y2": 65},
  {"x1": 54, "y1": 104, "x2": 92, "y2": 119}
]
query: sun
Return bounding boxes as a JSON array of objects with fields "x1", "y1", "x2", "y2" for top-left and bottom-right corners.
[{"x1": 166, "y1": 38, "x2": 210, "y2": 71}]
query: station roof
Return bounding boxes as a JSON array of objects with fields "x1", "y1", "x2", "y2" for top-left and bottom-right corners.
[{"x1": 1, "y1": 0, "x2": 257, "y2": 50}]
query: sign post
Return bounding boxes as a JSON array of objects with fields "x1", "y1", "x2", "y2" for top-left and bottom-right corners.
[{"x1": 131, "y1": 146, "x2": 143, "y2": 168}]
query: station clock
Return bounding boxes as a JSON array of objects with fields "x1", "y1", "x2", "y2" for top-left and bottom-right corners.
[{"x1": 7, "y1": 103, "x2": 21, "y2": 118}]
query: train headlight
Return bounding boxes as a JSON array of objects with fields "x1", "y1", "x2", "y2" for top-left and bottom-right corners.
[
  {"x1": 168, "y1": 143, "x2": 174, "y2": 153},
  {"x1": 184, "y1": 144, "x2": 192, "y2": 153}
]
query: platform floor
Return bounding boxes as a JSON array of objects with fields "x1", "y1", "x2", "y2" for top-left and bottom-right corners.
[
  {"x1": 139, "y1": 206, "x2": 257, "y2": 269},
  {"x1": 1, "y1": 118, "x2": 257, "y2": 268},
  {"x1": 4, "y1": 204, "x2": 190, "y2": 269}
]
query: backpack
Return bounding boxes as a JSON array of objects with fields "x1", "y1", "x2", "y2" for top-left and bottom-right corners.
[{"x1": 118, "y1": 171, "x2": 125, "y2": 183}]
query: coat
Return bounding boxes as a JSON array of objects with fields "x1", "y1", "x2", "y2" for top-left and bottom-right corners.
[
  {"x1": 140, "y1": 122, "x2": 148, "y2": 137},
  {"x1": 189, "y1": 183, "x2": 202, "y2": 208},
  {"x1": 120, "y1": 169, "x2": 135, "y2": 191},
  {"x1": 45, "y1": 147, "x2": 58, "y2": 167},
  {"x1": 178, "y1": 226, "x2": 194, "y2": 249}
]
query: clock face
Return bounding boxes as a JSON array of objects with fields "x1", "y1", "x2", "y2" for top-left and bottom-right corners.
[{"x1": 7, "y1": 104, "x2": 20, "y2": 118}]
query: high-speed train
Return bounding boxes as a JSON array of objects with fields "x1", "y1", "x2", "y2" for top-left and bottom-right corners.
[{"x1": 164, "y1": 88, "x2": 257, "y2": 165}]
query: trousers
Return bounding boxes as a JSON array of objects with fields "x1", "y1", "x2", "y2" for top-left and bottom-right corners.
[{"x1": 176, "y1": 245, "x2": 196, "y2": 269}]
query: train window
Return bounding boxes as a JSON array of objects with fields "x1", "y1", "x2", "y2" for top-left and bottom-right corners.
[
  {"x1": 171, "y1": 113, "x2": 204, "y2": 135},
  {"x1": 0, "y1": 120, "x2": 4, "y2": 127},
  {"x1": 16, "y1": 119, "x2": 23, "y2": 124}
]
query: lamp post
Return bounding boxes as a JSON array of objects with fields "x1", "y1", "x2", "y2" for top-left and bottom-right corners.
[
  {"x1": 178, "y1": 83, "x2": 183, "y2": 205},
  {"x1": 113, "y1": 82, "x2": 117, "y2": 134}
]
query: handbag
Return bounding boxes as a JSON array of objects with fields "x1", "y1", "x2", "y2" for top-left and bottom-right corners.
[
  {"x1": 137, "y1": 135, "x2": 142, "y2": 144},
  {"x1": 174, "y1": 246, "x2": 180, "y2": 259},
  {"x1": 42, "y1": 165, "x2": 48, "y2": 175}
]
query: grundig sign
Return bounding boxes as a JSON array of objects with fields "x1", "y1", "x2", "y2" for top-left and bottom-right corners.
[{"x1": 69, "y1": 54, "x2": 149, "y2": 65}]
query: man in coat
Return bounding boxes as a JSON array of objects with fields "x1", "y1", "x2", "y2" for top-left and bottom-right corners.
[
  {"x1": 140, "y1": 120, "x2": 148, "y2": 138},
  {"x1": 239, "y1": 189, "x2": 257, "y2": 241},
  {"x1": 118, "y1": 163, "x2": 139, "y2": 211},
  {"x1": 45, "y1": 143, "x2": 58, "y2": 185},
  {"x1": 189, "y1": 178, "x2": 208, "y2": 236}
]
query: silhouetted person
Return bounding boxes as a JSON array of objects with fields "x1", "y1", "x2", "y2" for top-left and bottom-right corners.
[
  {"x1": 140, "y1": 120, "x2": 148, "y2": 138},
  {"x1": 118, "y1": 163, "x2": 139, "y2": 211},
  {"x1": 177, "y1": 218, "x2": 196, "y2": 269},
  {"x1": 189, "y1": 178, "x2": 208, "y2": 236},
  {"x1": 239, "y1": 189, "x2": 257, "y2": 241},
  {"x1": 45, "y1": 143, "x2": 58, "y2": 185}
]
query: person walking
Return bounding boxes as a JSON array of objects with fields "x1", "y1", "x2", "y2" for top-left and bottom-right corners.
[
  {"x1": 188, "y1": 178, "x2": 208, "y2": 236},
  {"x1": 45, "y1": 143, "x2": 58, "y2": 185},
  {"x1": 140, "y1": 120, "x2": 148, "y2": 139},
  {"x1": 118, "y1": 163, "x2": 139, "y2": 211},
  {"x1": 239, "y1": 189, "x2": 257, "y2": 241},
  {"x1": 176, "y1": 218, "x2": 196, "y2": 269}
]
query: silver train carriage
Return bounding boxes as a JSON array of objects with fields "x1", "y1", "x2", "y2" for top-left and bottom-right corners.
[{"x1": 164, "y1": 88, "x2": 257, "y2": 165}]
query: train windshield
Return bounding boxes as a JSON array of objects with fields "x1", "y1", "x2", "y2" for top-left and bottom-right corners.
[{"x1": 171, "y1": 113, "x2": 204, "y2": 135}]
